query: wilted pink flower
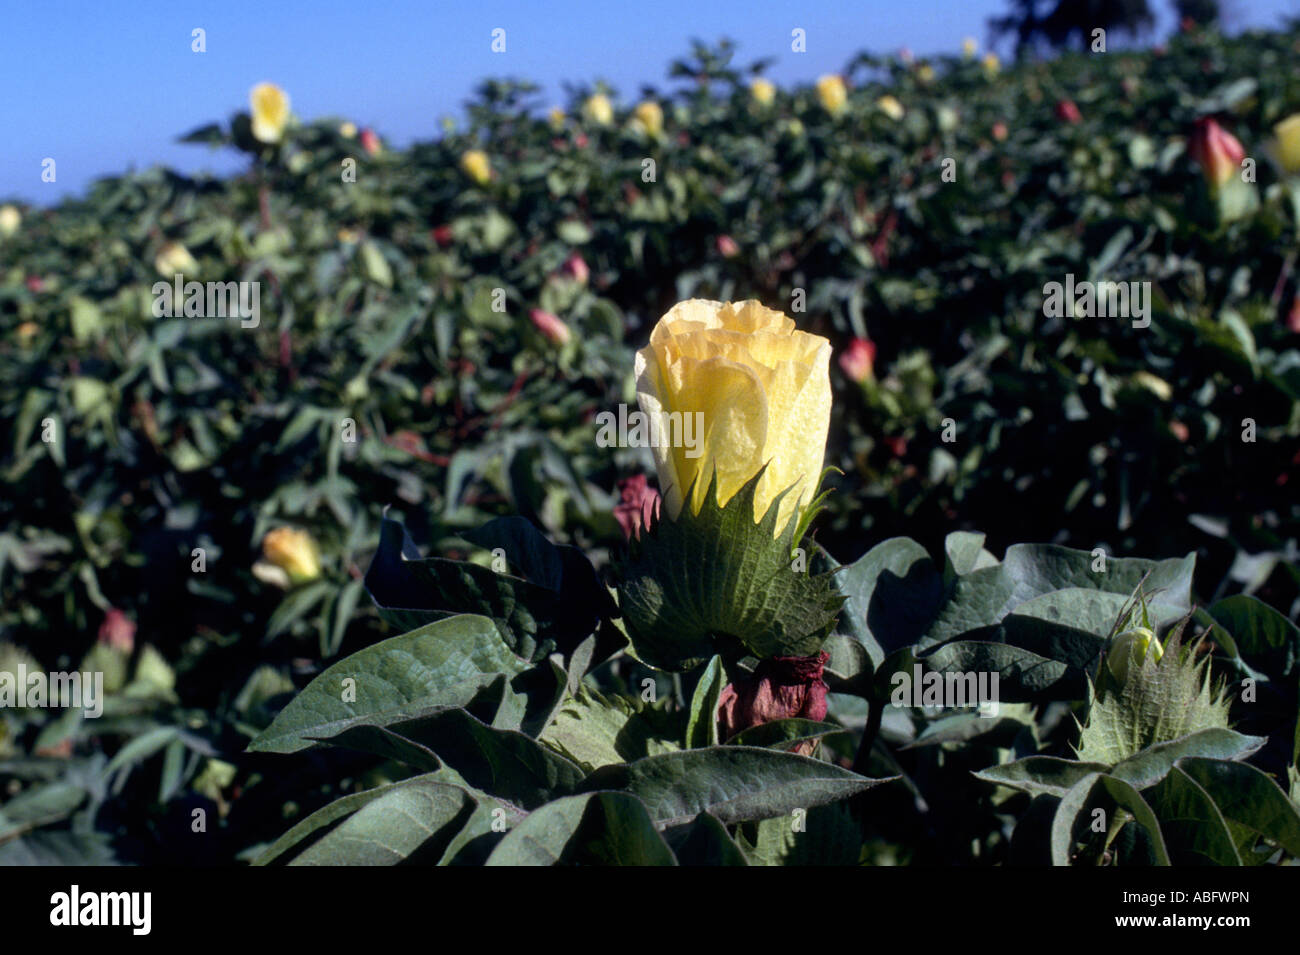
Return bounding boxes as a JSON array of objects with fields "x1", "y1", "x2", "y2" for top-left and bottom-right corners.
[
  {"x1": 898, "y1": 47, "x2": 914, "y2": 64},
  {"x1": 561, "y1": 252, "x2": 589, "y2": 285},
  {"x1": 718, "y1": 652, "x2": 830, "y2": 753},
  {"x1": 432, "y1": 225, "x2": 453, "y2": 248},
  {"x1": 613, "y1": 474, "x2": 661, "y2": 540},
  {"x1": 716, "y1": 235, "x2": 740, "y2": 258},
  {"x1": 98, "y1": 608, "x2": 136, "y2": 652},
  {"x1": 1188, "y1": 117, "x2": 1245, "y2": 189},
  {"x1": 25, "y1": 275, "x2": 44, "y2": 293},
  {"x1": 991, "y1": 121, "x2": 1008, "y2": 142},
  {"x1": 1055, "y1": 99, "x2": 1082, "y2": 124},
  {"x1": 529, "y1": 308, "x2": 571, "y2": 345},
  {"x1": 360, "y1": 128, "x2": 381, "y2": 155},
  {"x1": 839, "y1": 337, "x2": 876, "y2": 383}
]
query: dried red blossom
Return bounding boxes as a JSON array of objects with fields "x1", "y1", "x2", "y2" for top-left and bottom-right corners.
[{"x1": 717, "y1": 651, "x2": 830, "y2": 754}]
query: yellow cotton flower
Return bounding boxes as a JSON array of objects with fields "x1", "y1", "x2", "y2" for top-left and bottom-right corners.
[
  {"x1": 1271, "y1": 113, "x2": 1300, "y2": 174},
  {"x1": 1132, "y1": 370, "x2": 1173, "y2": 401},
  {"x1": 877, "y1": 95, "x2": 905, "y2": 120},
  {"x1": 633, "y1": 100, "x2": 664, "y2": 138},
  {"x1": 816, "y1": 75, "x2": 847, "y2": 116},
  {"x1": 249, "y1": 82, "x2": 290, "y2": 143},
  {"x1": 460, "y1": 149, "x2": 491, "y2": 186},
  {"x1": 548, "y1": 106, "x2": 566, "y2": 130},
  {"x1": 982, "y1": 52, "x2": 1000, "y2": 77},
  {"x1": 0, "y1": 205, "x2": 19, "y2": 237},
  {"x1": 634, "y1": 299, "x2": 832, "y2": 532},
  {"x1": 339, "y1": 121, "x2": 357, "y2": 138},
  {"x1": 583, "y1": 93, "x2": 613, "y2": 126},
  {"x1": 918, "y1": 64, "x2": 936, "y2": 84},
  {"x1": 962, "y1": 37, "x2": 977, "y2": 58},
  {"x1": 154, "y1": 241, "x2": 199, "y2": 278},
  {"x1": 261, "y1": 527, "x2": 321, "y2": 584},
  {"x1": 750, "y1": 78, "x2": 776, "y2": 106}
]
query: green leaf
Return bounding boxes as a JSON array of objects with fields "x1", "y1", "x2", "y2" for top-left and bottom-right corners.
[
  {"x1": 831, "y1": 537, "x2": 942, "y2": 666},
  {"x1": 539, "y1": 685, "x2": 680, "y2": 772},
  {"x1": 1049, "y1": 772, "x2": 1104, "y2": 866},
  {"x1": 1108, "y1": 730, "x2": 1265, "y2": 790},
  {"x1": 581, "y1": 746, "x2": 894, "y2": 828},
  {"x1": 685, "y1": 656, "x2": 724, "y2": 748},
  {"x1": 943, "y1": 530, "x2": 998, "y2": 581},
  {"x1": 254, "y1": 775, "x2": 431, "y2": 865},
  {"x1": 1175, "y1": 757, "x2": 1300, "y2": 860},
  {"x1": 918, "y1": 640, "x2": 1075, "y2": 700},
  {"x1": 1098, "y1": 774, "x2": 1170, "y2": 866},
  {"x1": 975, "y1": 756, "x2": 1112, "y2": 799},
  {"x1": 736, "y1": 801, "x2": 864, "y2": 865},
  {"x1": 365, "y1": 518, "x2": 600, "y2": 661},
  {"x1": 484, "y1": 792, "x2": 675, "y2": 865},
  {"x1": 247, "y1": 614, "x2": 526, "y2": 754},
  {"x1": 1146, "y1": 766, "x2": 1242, "y2": 865},
  {"x1": 663, "y1": 812, "x2": 749, "y2": 866},
  {"x1": 725, "y1": 718, "x2": 846, "y2": 750},
  {"x1": 1203, "y1": 594, "x2": 1300, "y2": 678},
  {"x1": 332, "y1": 707, "x2": 586, "y2": 810},
  {"x1": 288, "y1": 779, "x2": 475, "y2": 865}
]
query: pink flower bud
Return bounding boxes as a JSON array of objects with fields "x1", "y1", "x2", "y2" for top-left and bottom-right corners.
[
  {"x1": 992, "y1": 121, "x2": 1008, "y2": 142},
  {"x1": 613, "y1": 474, "x2": 661, "y2": 540},
  {"x1": 529, "y1": 308, "x2": 571, "y2": 346},
  {"x1": 562, "y1": 252, "x2": 589, "y2": 285},
  {"x1": 360, "y1": 128, "x2": 381, "y2": 155},
  {"x1": 98, "y1": 608, "x2": 136, "y2": 652},
  {"x1": 1188, "y1": 117, "x2": 1246, "y2": 189},
  {"x1": 716, "y1": 235, "x2": 740, "y2": 258},
  {"x1": 838, "y1": 337, "x2": 876, "y2": 383},
  {"x1": 432, "y1": 225, "x2": 453, "y2": 248},
  {"x1": 1055, "y1": 100, "x2": 1082, "y2": 124}
]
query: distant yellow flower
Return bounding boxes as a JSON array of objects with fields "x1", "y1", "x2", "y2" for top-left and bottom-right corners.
[
  {"x1": 261, "y1": 527, "x2": 321, "y2": 584},
  {"x1": 962, "y1": 37, "x2": 977, "y2": 58},
  {"x1": 918, "y1": 64, "x2": 936, "y2": 84},
  {"x1": 16, "y1": 321, "x2": 38, "y2": 344},
  {"x1": 339, "y1": 121, "x2": 357, "y2": 138},
  {"x1": 460, "y1": 149, "x2": 491, "y2": 186},
  {"x1": 249, "y1": 82, "x2": 290, "y2": 143},
  {"x1": 583, "y1": 93, "x2": 613, "y2": 126},
  {"x1": 982, "y1": 52, "x2": 1000, "y2": 77},
  {"x1": 750, "y1": 78, "x2": 776, "y2": 106},
  {"x1": 337, "y1": 228, "x2": 359, "y2": 244},
  {"x1": 1271, "y1": 113, "x2": 1300, "y2": 174},
  {"x1": 877, "y1": 95, "x2": 905, "y2": 120},
  {"x1": 1132, "y1": 370, "x2": 1173, "y2": 401},
  {"x1": 635, "y1": 299, "x2": 832, "y2": 532},
  {"x1": 154, "y1": 241, "x2": 199, "y2": 278},
  {"x1": 633, "y1": 100, "x2": 664, "y2": 138},
  {"x1": 0, "y1": 205, "x2": 19, "y2": 237},
  {"x1": 548, "y1": 106, "x2": 566, "y2": 130},
  {"x1": 816, "y1": 75, "x2": 847, "y2": 116}
]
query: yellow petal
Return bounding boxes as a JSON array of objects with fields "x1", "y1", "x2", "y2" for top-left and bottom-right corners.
[{"x1": 636, "y1": 299, "x2": 831, "y2": 532}]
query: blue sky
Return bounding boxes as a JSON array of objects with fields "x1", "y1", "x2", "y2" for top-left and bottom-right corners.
[{"x1": 2, "y1": 0, "x2": 1296, "y2": 205}]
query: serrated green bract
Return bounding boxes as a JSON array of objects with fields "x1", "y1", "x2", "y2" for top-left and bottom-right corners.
[
  {"x1": 614, "y1": 468, "x2": 844, "y2": 671},
  {"x1": 1077, "y1": 629, "x2": 1233, "y2": 765}
]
